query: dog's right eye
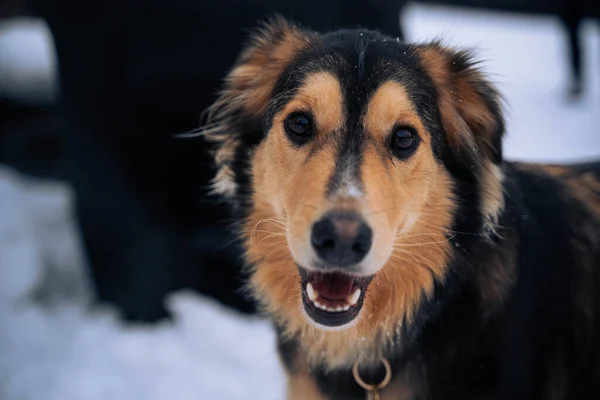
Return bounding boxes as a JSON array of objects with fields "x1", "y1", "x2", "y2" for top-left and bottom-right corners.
[{"x1": 285, "y1": 113, "x2": 313, "y2": 145}]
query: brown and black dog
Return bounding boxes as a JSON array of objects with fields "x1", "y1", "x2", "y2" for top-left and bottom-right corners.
[{"x1": 201, "y1": 17, "x2": 600, "y2": 399}]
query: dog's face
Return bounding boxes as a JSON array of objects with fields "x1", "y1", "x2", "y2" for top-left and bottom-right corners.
[{"x1": 204, "y1": 18, "x2": 505, "y2": 368}]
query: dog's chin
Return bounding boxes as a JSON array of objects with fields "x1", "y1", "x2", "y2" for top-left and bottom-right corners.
[{"x1": 298, "y1": 267, "x2": 374, "y2": 329}]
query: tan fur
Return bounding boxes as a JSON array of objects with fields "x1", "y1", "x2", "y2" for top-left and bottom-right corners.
[
  {"x1": 287, "y1": 373, "x2": 326, "y2": 400},
  {"x1": 417, "y1": 45, "x2": 501, "y2": 161},
  {"x1": 480, "y1": 163, "x2": 505, "y2": 236},
  {"x1": 292, "y1": 72, "x2": 345, "y2": 135},
  {"x1": 285, "y1": 354, "x2": 327, "y2": 400},
  {"x1": 416, "y1": 47, "x2": 476, "y2": 153},
  {"x1": 203, "y1": 18, "x2": 314, "y2": 197},
  {"x1": 246, "y1": 76, "x2": 456, "y2": 370},
  {"x1": 362, "y1": 81, "x2": 424, "y2": 137},
  {"x1": 223, "y1": 18, "x2": 313, "y2": 117},
  {"x1": 416, "y1": 45, "x2": 505, "y2": 235}
]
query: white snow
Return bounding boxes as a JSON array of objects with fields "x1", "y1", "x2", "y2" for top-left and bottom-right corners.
[
  {"x1": 0, "y1": 168, "x2": 286, "y2": 400},
  {"x1": 0, "y1": 18, "x2": 58, "y2": 104},
  {"x1": 0, "y1": 5, "x2": 599, "y2": 400}
]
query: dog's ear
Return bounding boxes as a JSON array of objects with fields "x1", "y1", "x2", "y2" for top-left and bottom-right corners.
[
  {"x1": 416, "y1": 43, "x2": 504, "y2": 165},
  {"x1": 203, "y1": 16, "x2": 314, "y2": 198},
  {"x1": 416, "y1": 43, "x2": 505, "y2": 233}
]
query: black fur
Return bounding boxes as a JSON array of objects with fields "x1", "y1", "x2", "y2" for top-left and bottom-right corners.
[
  {"x1": 275, "y1": 161, "x2": 600, "y2": 400},
  {"x1": 209, "y1": 23, "x2": 600, "y2": 399}
]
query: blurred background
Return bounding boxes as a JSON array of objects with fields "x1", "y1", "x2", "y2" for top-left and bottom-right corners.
[{"x1": 0, "y1": 0, "x2": 599, "y2": 399}]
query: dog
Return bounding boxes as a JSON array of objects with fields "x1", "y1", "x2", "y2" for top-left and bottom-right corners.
[{"x1": 201, "y1": 16, "x2": 600, "y2": 399}]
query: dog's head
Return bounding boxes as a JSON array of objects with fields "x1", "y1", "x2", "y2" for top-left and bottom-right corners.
[{"x1": 203, "y1": 17, "x2": 505, "y2": 368}]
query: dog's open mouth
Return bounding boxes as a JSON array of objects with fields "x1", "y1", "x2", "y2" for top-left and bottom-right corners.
[{"x1": 299, "y1": 268, "x2": 373, "y2": 327}]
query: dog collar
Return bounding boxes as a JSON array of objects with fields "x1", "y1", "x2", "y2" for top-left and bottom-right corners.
[{"x1": 352, "y1": 357, "x2": 392, "y2": 400}]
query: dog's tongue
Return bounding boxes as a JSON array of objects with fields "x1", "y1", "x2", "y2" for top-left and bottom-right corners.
[{"x1": 309, "y1": 272, "x2": 354, "y2": 300}]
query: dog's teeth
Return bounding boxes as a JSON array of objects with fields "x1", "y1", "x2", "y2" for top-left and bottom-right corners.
[
  {"x1": 310, "y1": 288, "x2": 360, "y2": 312},
  {"x1": 347, "y1": 288, "x2": 361, "y2": 306},
  {"x1": 312, "y1": 300, "x2": 350, "y2": 313},
  {"x1": 307, "y1": 283, "x2": 318, "y2": 301}
]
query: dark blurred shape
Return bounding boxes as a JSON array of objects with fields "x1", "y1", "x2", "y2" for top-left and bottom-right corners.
[
  {"x1": 0, "y1": 102, "x2": 64, "y2": 179},
  {"x1": 1, "y1": 0, "x2": 402, "y2": 322},
  {"x1": 0, "y1": 0, "x2": 28, "y2": 18},
  {"x1": 558, "y1": 0, "x2": 599, "y2": 98}
]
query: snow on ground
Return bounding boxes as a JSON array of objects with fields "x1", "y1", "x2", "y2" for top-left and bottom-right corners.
[
  {"x1": 0, "y1": 18, "x2": 58, "y2": 105},
  {"x1": 0, "y1": 5, "x2": 599, "y2": 400},
  {"x1": 0, "y1": 168, "x2": 286, "y2": 400}
]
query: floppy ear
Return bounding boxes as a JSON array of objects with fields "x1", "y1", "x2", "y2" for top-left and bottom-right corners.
[
  {"x1": 416, "y1": 43, "x2": 505, "y2": 232},
  {"x1": 416, "y1": 43, "x2": 504, "y2": 165},
  {"x1": 202, "y1": 17, "x2": 314, "y2": 199}
]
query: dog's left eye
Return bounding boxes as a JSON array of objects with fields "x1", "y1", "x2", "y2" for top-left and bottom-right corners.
[
  {"x1": 285, "y1": 113, "x2": 313, "y2": 145},
  {"x1": 390, "y1": 127, "x2": 419, "y2": 157}
]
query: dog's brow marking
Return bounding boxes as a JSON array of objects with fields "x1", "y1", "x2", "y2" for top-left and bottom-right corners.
[
  {"x1": 346, "y1": 183, "x2": 363, "y2": 198},
  {"x1": 330, "y1": 153, "x2": 364, "y2": 199}
]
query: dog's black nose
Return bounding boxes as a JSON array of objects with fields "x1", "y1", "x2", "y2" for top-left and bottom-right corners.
[{"x1": 311, "y1": 212, "x2": 372, "y2": 266}]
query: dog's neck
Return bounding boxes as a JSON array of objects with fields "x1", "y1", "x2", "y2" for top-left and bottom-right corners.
[
  {"x1": 277, "y1": 326, "x2": 421, "y2": 399},
  {"x1": 274, "y1": 216, "x2": 517, "y2": 399}
]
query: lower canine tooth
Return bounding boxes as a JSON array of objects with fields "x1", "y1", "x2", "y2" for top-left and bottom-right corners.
[
  {"x1": 307, "y1": 283, "x2": 318, "y2": 301},
  {"x1": 347, "y1": 289, "x2": 361, "y2": 306}
]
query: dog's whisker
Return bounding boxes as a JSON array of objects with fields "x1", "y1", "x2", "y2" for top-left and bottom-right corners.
[
  {"x1": 409, "y1": 218, "x2": 479, "y2": 236},
  {"x1": 247, "y1": 218, "x2": 287, "y2": 240},
  {"x1": 242, "y1": 229, "x2": 286, "y2": 235},
  {"x1": 392, "y1": 235, "x2": 456, "y2": 247},
  {"x1": 213, "y1": 235, "x2": 244, "y2": 250},
  {"x1": 257, "y1": 233, "x2": 288, "y2": 248},
  {"x1": 253, "y1": 217, "x2": 288, "y2": 226},
  {"x1": 388, "y1": 250, "x2": 441, "y2": 270},
  {"x1": 394, "y1": 232, "x2": 447, "y2": 241}
]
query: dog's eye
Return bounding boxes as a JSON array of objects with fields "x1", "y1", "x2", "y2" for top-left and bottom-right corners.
[
  {"x1": 390, "y1": 127, "x2": 419, "y2": 157},
  {"x1": 285, "y1": 113, "x2": 313, "y2": 145}
]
